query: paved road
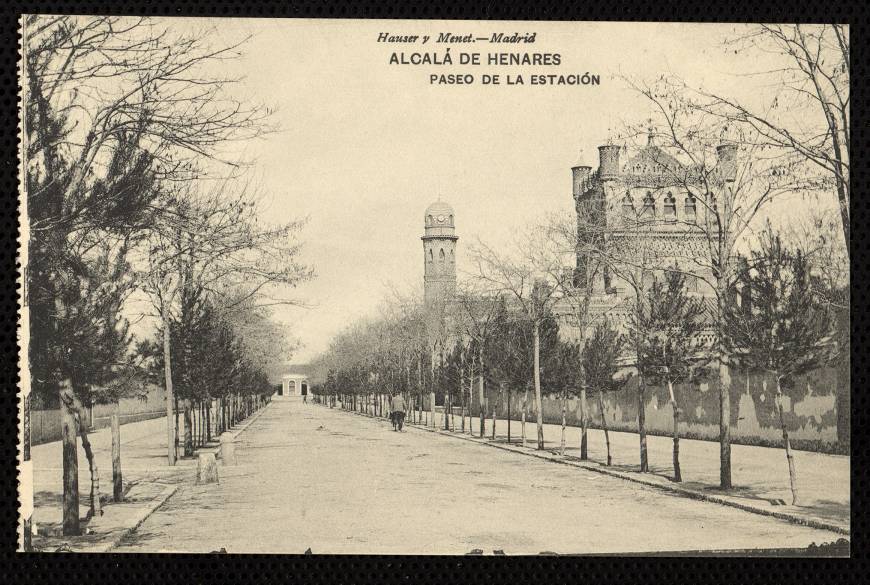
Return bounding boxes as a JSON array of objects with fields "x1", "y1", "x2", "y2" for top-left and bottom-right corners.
[{"x1": 115, "y1": 400, "x2": 841, "y2": 554}]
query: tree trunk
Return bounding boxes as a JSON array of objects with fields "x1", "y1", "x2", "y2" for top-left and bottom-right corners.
[
  {"x1": 667, "y1": 377, "x2": 681, "y2": 483},
  {"x1": 77, "y1": 421, "x2": 101, "y2": 519},
  {"x1": 560, "y1": 387, "x2": 567, "y2": 456},
  {"x1": 162, "y1": 305, "x2": 177, "y2": 466},
  {"x1": 444, "y1": 385, "x2": 450, "y2": 431},
  {"x1": 59, "y1": 379, "x2": 80, "y2": 535},
  {"x1": 450, "y1": 387, "x2": 456, "y2": 432},
  {"x1": 183, "y1": 399, "x2": 193, "y2": 457},
  {"x1": 22, "y1": 393, "x2": 32, "y2": 551},
  {"x1": 65, "y1": 391, "x2": 100, "y2": 520},
  {"x1": 111, "y1": 402, "x2": 123, "y2": 502},
  {"x1": 202, "y1": 401, "x2": 208, "y2": 445},
  {"x1": 580, "y1": 387, "x2": 588, "y2": 460},
  {"x1": 638, "y1": 377, "x2": 649, "y2": 472},
  {"x1": 774, "y1": 377, "x2": 799, "y2": 506},
  {"x1": 479, "y1": 349, "x2": 486, "y2": 438},
  {"x1": 491, "y1": 386, "x2": 497, "y2": 440},
  {"x1": 191, "y1": 402, "x2": 196, "y2": 449},
  {"x1": 68, "y1": 391, "x2": 105, "y2": 521},
  {"x1": 598, "y1": 391, "x2": 612, "y2": 466},
  {"x1": 174, "y1": 394, "x2": 180, "y2": 452},
  {"x1": 719, "y1": 354, "x2": 733, "y2": 489},
  {"x1": 521, "y1": 387, "x2": 528, "y2": 448},
  {"x1": 533, "y1": 320, "x2": 545, "y2": 450},
  {"x1": 507, "y1": 388, "x2": 511, "y2": 444},
  {"x1": 467, "y1": 356, "x2": 475, "y2": 435},
  {"x1": 459, "y1": 364, "x2": 466, "y2": 432}
]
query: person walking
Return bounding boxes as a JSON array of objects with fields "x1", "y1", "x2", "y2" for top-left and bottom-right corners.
[{"x1": 390, "y1": 393, "x2": 407, "y2": 432}]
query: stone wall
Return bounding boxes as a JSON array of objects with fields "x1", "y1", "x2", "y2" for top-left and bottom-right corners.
[
  {"x1": 31, "y1": 384, "x2": 167, "y2": 445},
  {"x1": 466, "y1": 364, "x2": 848, "y2": 454}
]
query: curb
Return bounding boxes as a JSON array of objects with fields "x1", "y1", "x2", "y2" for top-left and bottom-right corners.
[
  {"x1": 228, "y1": 403, "x2": 271, "y2": 439},
  {"x1": 326, "y1": 404, "x2": 849, "y2": 537},
  {"x1": 99, "y1": 405, "x2": 270, "y2": 551},
  {"x1": 100, "y1": 484, "x2": 179, "y2": 553}
]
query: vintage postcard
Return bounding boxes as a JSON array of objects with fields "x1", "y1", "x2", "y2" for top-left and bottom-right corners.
[{"x1": 18, "y1": 17, "x2": 849, "y2": 555}]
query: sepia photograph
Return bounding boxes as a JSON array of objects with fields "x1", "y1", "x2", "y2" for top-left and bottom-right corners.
[{"x1": 17, "y1": 16, "x2": 850, "y2": 556}]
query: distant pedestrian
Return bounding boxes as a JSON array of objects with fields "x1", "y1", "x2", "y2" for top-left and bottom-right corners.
[{"x1": 390, "y1": 393, "x2": 407, "y2": 431}]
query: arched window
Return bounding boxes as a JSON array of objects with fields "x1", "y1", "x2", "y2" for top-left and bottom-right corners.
[
  {"x1": 641, "y1": 191, "x2": 655, "y2": 220},
  {"x1": 427, "y1": 214, "x2": 433, "y2": 225},
  {"x1": 449, "y1": 214, "x2": 453, "y2": 224},
  {"x1": 450, "y1": 249, "x2": 455, "y2": 263},
  {"x1": 439, "y1": 248, "x2": 445, "y2": 264},
  {"x1": 684, "y1": 195, "x2": 697, "y2": 223},
  {"x1": 663, "y1": 192, "x2": 676, "y2": 221},
  {"x1": 428, "y1": 249, "x2": 433, "y2": 263},
  {"x1": 621, "y1": 192, "x2": 634, "y2": 218}
]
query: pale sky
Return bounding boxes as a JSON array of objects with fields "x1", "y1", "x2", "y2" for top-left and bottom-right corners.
[{"x1": 155, "y1": 19, "x2": 821, "y2": 364}]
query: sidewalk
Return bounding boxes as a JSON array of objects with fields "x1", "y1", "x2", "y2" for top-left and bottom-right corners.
[
  {"x1": 29, "y1": 406, "x2": 269, "y2": 552},
  {"x1": 352, "y1": 406, "x2": 849, "y2": 534}
]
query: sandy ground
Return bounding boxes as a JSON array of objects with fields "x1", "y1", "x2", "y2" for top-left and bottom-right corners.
[
  {"x1": 30, "y1": 415, "x2": 193, "y2": 530},
  {"x1": 420, "y1": 408, "x2": 850, "y2": 530},
  {"x1": 112, "y1": 400, "x2": 841, "y2": 554}
]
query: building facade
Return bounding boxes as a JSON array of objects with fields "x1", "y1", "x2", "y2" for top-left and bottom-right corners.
[
  {"x1": 560, "y1": 134, "x2": 730, "y2": 343},
  {"x1": 275, "y1": 373, "x2": 309, "y2": 399},
  {"x1": 421, "y1": 199, "x2": 458, "y2": 312}
]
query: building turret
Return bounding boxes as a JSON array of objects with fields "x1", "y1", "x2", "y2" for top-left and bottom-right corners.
[
  {"x1": 422, "y1": 200, "x2": 458, "y2": 310},
  {"x1": 598, "y1": 144, "x2": 621, "y2": 179},
  {"x1": 572, "y1": 165, "x2": 593, "y2": 199}
]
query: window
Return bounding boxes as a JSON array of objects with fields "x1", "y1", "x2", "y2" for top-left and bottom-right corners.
[
  {"x1": 449, "y1": 214, "x2": 453, "y2": 224},
  {"x1": 621, "y1": 193, "x2": 634, "y2": 217},
  {"x1": 664, "y1": 192, "x2": 676, "y2": 221},
  {"x1": 684, "y1": 195, "x2": 697, "y2": 223},
  {"x1": 427, "y1": 214, "x2": 433, "y2": 224},
  {"x1": 439, "y1": 248, "x2": 445, "y2": 264},
  {"x1": 450, "y1": 249, "x2": 454, "y2": 263},
  {"x1": 641, "y1": 191, "x2": 655, "y2": 219},
  {"x1": 428, "y1": 249, "x2": 433, "y2": 263}
]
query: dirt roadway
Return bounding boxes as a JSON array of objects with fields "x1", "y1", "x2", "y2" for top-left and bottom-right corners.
[{"x1": 114, "y1": 400, "x2": 842, "y2": 554}]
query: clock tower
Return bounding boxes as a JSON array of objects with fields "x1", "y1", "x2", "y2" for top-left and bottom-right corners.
[{"x1": 422, "y1": 200, "x2": 458, "y2": 310}]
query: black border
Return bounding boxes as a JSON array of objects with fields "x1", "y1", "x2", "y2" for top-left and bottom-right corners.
[{"x1": 2, "y1": 1, "x2": 866, "y2": 583}]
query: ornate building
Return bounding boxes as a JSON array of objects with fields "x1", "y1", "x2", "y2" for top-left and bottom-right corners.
[
  {"x1": 561, "y1": 134, "x2": 729, "y2": 344},
  {"x1": 421, "y1": 200, "x2": 458, "y2": 311}
]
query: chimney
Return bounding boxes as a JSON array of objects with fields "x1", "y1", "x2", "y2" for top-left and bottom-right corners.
[
  {"x1": 717, "y1": 143, "x2": 738, "y2": 182},
  {"x1": 598, "y1": 144, "x2": 621, "y2": 179},
  {"x1": 571, "y1": 165, "x2": 593, "y2": 198}
]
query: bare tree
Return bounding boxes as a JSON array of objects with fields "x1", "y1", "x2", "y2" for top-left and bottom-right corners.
[
  {"x1": 23, "y1": 15, "x2": 274, "y2": 534},
  {"x1": 547, "y1": 207, "x2": 625, "y2": 459},
  {"x1": 139, "y1": 181, "x2": 312, "y2": 463},
  {"x1": 704, "y1": 25, "x2": 849, "y2": 256},
  {"x1": 618, "y1": 76, "x2": 812, "y2": 488},
  {"x1": 469, "y1": 226, "x2": 573, "y2": 450},
  {"x1": 453, "y1": 284, "x2": 506, "y2": 438}
]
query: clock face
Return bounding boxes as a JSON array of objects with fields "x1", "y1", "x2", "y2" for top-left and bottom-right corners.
[{"x1": 437, "y1": 215, "x2": 446, "y2": 223}]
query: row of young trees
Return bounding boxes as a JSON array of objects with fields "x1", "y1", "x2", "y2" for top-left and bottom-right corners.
[
  {"x1": 22, "y1": 16, "x2": 310, "y2": 541},
  {"x1": 312, "y1": 218, "x2": 839, "y2": 508},
  {"x1": 308, "y1": 22, "x2": 849, "y2": 499}
]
